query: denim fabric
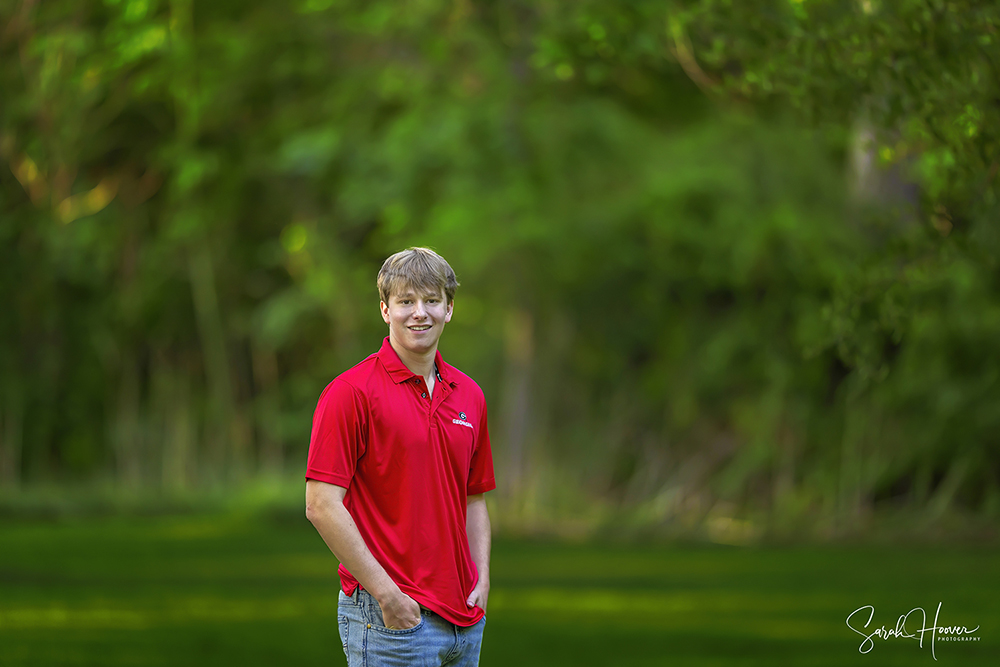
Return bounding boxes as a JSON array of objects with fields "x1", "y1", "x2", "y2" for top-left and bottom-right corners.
[{"x1": 337, "y1": 589, "x2": 486, "y2": 667}]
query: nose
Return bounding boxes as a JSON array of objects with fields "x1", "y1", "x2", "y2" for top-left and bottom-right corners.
[{"x1": 413, "y1": 300, "x2": 427, "y2": 319}]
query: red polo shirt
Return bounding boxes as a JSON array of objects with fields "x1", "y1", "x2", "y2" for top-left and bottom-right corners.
[{"x1": 306, "y1": 338, "x2": 496, "y2": 626}]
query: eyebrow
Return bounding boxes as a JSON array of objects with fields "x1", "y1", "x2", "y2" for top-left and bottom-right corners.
[{"x1": 394, "y1": 290, "x2": 443, "y2": 300}]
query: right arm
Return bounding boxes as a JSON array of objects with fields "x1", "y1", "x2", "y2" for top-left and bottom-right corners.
[{"x1": 305, "y1": 479, "x2": 421, "y2": 629}]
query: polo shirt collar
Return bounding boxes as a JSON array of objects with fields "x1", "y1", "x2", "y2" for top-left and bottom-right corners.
[{"x1": 376, "y1": 337, "x2": 458, "y2": 386}]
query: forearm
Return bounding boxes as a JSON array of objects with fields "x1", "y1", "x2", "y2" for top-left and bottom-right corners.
[
  {"x1": 466, "y1": 494, "x2": 492, "y2": 588},
  {"x1": 305, "y1": 480, "x2": 400, "y2": 602}
]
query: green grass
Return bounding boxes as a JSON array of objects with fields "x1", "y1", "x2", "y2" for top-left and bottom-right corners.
[{"x1": 0, "y1": 513, "x2": 996, "y2": 666}]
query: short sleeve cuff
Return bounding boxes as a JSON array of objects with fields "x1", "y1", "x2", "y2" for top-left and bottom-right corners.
[
  {"x1": 305, "y1": 469, "x2": 353, "y2": 488},
  {"x1": 467, "y1": 478, "x2": 496, "y2": 495}
]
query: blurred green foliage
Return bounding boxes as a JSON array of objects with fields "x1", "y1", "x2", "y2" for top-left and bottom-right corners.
[{"x1": 2, "y1": 0, "x2": 999, "y2": 536}]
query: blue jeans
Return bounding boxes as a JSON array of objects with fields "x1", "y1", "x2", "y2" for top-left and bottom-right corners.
[{"x1": 337, "y1": 589, "x2": 486, "y2": 667}]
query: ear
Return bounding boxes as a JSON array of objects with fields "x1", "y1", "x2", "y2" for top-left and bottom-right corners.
[
  {"x1": 444, "y1": 300, "x2": 453, "y2": 324},
  {"x1": 380, "y1": 300, "x2": 390, "y2": 324}
]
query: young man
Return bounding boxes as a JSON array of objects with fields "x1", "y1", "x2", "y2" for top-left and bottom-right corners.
[{"x1": 305, "y1": 247, "x2": 495, "y2": 667}]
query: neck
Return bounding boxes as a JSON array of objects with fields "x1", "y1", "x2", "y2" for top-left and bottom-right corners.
[{"x1": 388, "y1": 336, "x2": 437, "y2": 380}]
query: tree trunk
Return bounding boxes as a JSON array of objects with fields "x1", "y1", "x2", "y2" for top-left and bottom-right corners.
[
  {"x1": 500, "y1": 307, "x2": 533, "y2": 498},
  {"x1": 113, "y1": 353, "x2": 143, "y2": 489},
  {"x1": 0, "y1": 389, "x2": 24, "y2": 489},
  {"x1": 188, "y1": 243, "x2": 235, "y2": 480},
  {"x1": 251, "y1": 341, "x2": 283, "y2": 474}
]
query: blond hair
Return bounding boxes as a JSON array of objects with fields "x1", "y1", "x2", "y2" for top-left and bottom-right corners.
[{"x1": 377, "y1": 247, "x2": 459, "y2": 304}]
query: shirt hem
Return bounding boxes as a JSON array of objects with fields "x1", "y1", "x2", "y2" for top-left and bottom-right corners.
[{"x1": 339, "y1": 573, "x2": 484, "y2": 627}]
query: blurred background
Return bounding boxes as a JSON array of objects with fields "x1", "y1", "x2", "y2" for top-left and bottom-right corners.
[{"x1": 2, "y1": 1, "x2": 999, "y2": 665}]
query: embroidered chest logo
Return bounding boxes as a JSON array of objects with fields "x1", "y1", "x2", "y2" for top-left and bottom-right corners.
[{"x1": 452, "y1": 411, "x2": 473, "y2": 429}]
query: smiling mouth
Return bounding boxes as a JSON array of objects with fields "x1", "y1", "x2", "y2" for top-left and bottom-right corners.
[{"x1": 409, "y1": 325, "x2": 431, "y2": 331}]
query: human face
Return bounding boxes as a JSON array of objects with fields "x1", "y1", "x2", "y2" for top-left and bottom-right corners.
[{"x1": 380, "y1": 286, "x2": 453, "y2": 358}]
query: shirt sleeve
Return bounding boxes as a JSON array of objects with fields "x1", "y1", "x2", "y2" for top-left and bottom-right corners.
[
  {"x1": 467, "y1": 401, "x2": 496, "y2": 495},
  {"x1": 305, "y1": 379, "x2": 367, "y2": 488}
]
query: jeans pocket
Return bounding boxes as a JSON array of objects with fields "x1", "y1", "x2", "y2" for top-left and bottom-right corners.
[
  {"x1": 361, "y1": 589, "x2": 425, "y2": 635},
  {"x1": 366, "y1": 615, "x2": 429, "y2": 667},
  {"x1": 371, "y1": 614, "x2": 425, "y2": 636}
]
